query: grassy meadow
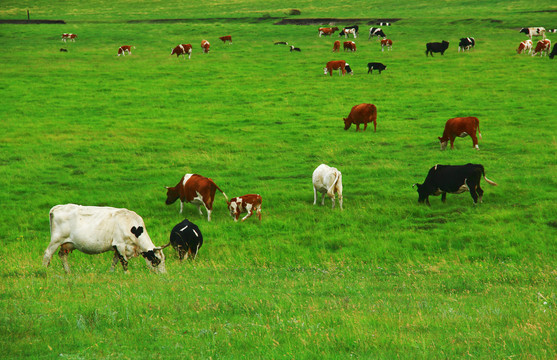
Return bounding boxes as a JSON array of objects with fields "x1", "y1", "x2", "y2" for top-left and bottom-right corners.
[{"x1": 1, "y1": 0, "x2": 556, "y2": 358}]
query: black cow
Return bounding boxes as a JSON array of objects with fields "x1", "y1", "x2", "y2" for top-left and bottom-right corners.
[
  {"x1": 413, "y1": 163, "x2": 497, "y2": 205},
  {"x1": 290, "y1": 45, "x2": 301, "y2": 52},
  {"x1": 162, "y1": 219, "x2": 203, "y2": 260},
  {"x1": 274, "y1": 41, "x2": 288, "y2": 45},
  {"x1": 458, "y1": 37, "x2": 475, "y2": 52},
  {"x1": 426, "y1": 41, "x2": 449, "y2": 56},
  {"x1": 367, "y1": 62, "x2": 387, "y2": 74},
  {"x1": 339, "y1": 25, "x2": 359, "y2": 37},
  {"x1": 549, "y1": 43, "x2": 557, "y2": 59},
  {"x1": 368, "y1": 27, "x2": 386, "y2": 40},
  {"x1": 60, "y1": 48, "x2": 68, "y2": 52}
]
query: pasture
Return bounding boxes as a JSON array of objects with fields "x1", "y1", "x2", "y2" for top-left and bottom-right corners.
[{"x1": 1, "y1": 0, "x2": 556, "y2": 358}]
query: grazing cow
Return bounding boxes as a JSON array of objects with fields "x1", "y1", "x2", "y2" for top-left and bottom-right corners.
[
  {"x1": 312, "y1": 164, "x2": 343, "y2": 210},
  {"x1": 227, "y1": 194, "x2": 262, "y2": 222},
  {"x1": 59, "y1": 48, "x2": 67, "y2": 52},
  {"x1": 171, "y1": 44, "x2": 192, "y2": 59},
  {"x1": 426, "y1": 41, "x2": 449, "y2": 56},
  {"x1": 340, "y1": 27, "x2": 358, "y2": 38},
  {"x1": 343, "y1": 41, "x2": 356, "y2": 52},
  {"x1": 413, "y1": 164, "x2": 498, "y2": 205},
  {"x1": 549, "y1": 43, "x2": 557, "y2": 59},
  {"x1": 517, "y1": 40, "x2": 533, "y2": 54},
  {"x1": 333, "y1": 40, "x2": 341, "y2": 52},
  {"x1": 368, "y1": 27, "x2": 386, "y2": 40},
  {"x1": 378, "y1": 22, "x2": 391, "y2": 26},
  {"x1": 343, "y1": 103, "x2": 377, "y2": 132},
  {"x1": 548, "y1": 29, "x2": 557, "y2": 33},
  {"x1": 219, "y1": 35, "x2": 232, "y2": 44},
  {"x1": 43, "y1": 204, "x2": 166, "y2": 273},
  {"x1": 438, "y1": 116, "x2": 482, "y2": 150},
  {"x1": 520, "y1": 27, "x2": 546, "y2": 40},
  {"x1": 381, "y1": 38, "x2": 393, "y2": 51},
  {"x1": 323, "y1": 60, "x2": 352, "y2": 76},
  {"x1": 117, "y1": 45, "x2": 135, "y2": 56},
  {"x1": 458, "y1": 37, "x2": 475, "y2": 52},
  {"x1": 290, "y1": 45, "x2": 301, "y2": 52},
  {"x1": 201, "y1": 40, "x2": 210, "y2": 53},
  {"x1": 61, "y1": 33, "x2": 77, "y2": 42},
  {"x1": 165, "y1": 174, "x2": 228, "y2": 221},
  {"x1": 163, "y1": 219, "x2": 203, "y2": 261},
  {"x1": 318, "y1": 27, "x2": 339, "y2": 37},
  {"x1": 274, "y1": 41, "x2": 288, "y2": 45},
  {"x1": 532, "y1": 39, "x2": 551, "y2": 56},
  {"x1": 367, "y1": 62, "x2": 387, "y2": 74}
]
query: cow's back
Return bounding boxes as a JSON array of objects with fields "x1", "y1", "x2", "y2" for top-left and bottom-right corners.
[{"x1": 313, "y1": 164, "x2": 339, "y2": 194}]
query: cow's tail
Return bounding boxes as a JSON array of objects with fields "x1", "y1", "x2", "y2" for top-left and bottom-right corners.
[
  {"x1": 327, "y1": 171, "x2": 341, "y2": 197},
  {"x1": 211, "y1": 180, "x2": 229, "y2": 202},
  {"x1": 476, "y1": 118, "x2": 482, "y2": 139},
  {"x1": 480, "y1": 166, "x2": 498, "y2": 186}
]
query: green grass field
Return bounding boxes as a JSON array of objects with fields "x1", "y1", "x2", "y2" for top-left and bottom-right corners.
[{"x1": 1, "y1": 0, "x2": 556, "y2": 358}]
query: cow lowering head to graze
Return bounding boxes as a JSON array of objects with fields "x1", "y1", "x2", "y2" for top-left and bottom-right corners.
[
  {"x1": 201, "y1": 40, "x2": 210, "y2": 53},
  {"x1": 343, "y1": 41, "x2": 356, "y2": 52},
  {"x1": 517, "y1": 40, "x2": 533, "y2": 54},
  {"x1": 227, "y1": 194, "x2": 263, "y2": 222},
  {"x1": 426, "y1": 41, "x2": 449, "y2": 56},
  {"x1": 274, "y1": 41, "x2": 288, "y2": 45},
  {"x1": 60, "y1": 48, "x2": 67, "y2": 52},
  {"x1": 532, "y1": 39, "x2": 551, "y2": 56},
  {"x1": 318, "y1": 27, "x2": 339, "y2": 37},
  {"x1": 377, "y1": 22, "x2": 391, "y2": 26},
  {"x1": 323, "y1": 60, "x2": 352, "y2": 76},
  {"x1": 368, "y1": 27, "x2": 386, "y2": 40},
  {"x1": 165, "y1": 174, "x2": 228, "y2": 221},
  {"x1": 549, "y1": 43, "x2": 557, "y2": 59},
  {"x1": 313, "y1": 164, "x2": 343, "y2": 210},
  {"x1": 61, "y1": 33, "x2": 77, "y2": 42},
  {"x1": 162, "y1": 219, "x2": 203, "y2": 261},
  {"x1": 219, "y1": 35, "x2": 232, "y2": 44},
  {"x1": 118, "y1": 45, "x2": 135, "y2": 56},
  {"x1": 333, "y1": 40, "x2": 341, "y2": 52},
  {"x1": 367, "y1": 62, "x2": 387, "y2": 74},
  {"x1": 343, "y1": 103, "x2": 378, "y2": 132},
  {"x1": 340, "y1": 27, "x2": 358, "y2": 38},
  {"x1": 520, "y1": 27, "x2": 546, "y2": 40},
  {"x1": 413, "y1": 164, "x2": 497, "y2": 206},
  {"x1": 171, "y1": 44, "x2": 192, "y2": 59},
  {"x1": 458, "y1": 37, "x2": 475, "y2": 52},
  {"x1": 43, "y1": 204, "x2": 166, "y2": 273},
  {"x1": 381, "y1": 38, "x2": 393, "y2": 51},
  {"x1": 290, "y1": 45, "x2": 301, "y2": 52},
  {"x1": 438, "y1": 116, "x2": 482, "y2": 150}
]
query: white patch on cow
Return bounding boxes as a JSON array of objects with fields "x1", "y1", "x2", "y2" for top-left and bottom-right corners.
[
  {"x1": 475, "y1": 144, "x2": 480, "y2": 150},
  {"x1": 180, "y1": 225, "x2": 189, "y2": 232},
  {"x1": 440, "y1": 141, "x2": 448, "y2": 150},
  {"x1": 458, "y1": 132, "x2": 469, "y2": 137},
  {"x1": 193, "y1": 229, "x2": 199, "y2": 237},
  {"x1": 182, "y1": 174, "x2": 194, "y2": 187}
]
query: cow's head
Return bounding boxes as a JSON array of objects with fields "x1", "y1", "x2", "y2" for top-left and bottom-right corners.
[
  {"x1": 142, "y1": 247, "x2": 166, "y2": 273},
  {"x1": 164, "y1": 186, "x2": 179, "y2": 205},
  {"x1": 343, "y1": 117, "x2": 352, "y2": 130},
  {"x1": 519, "y1": 28, "x2": 528, "y2": 34},
  {"x1": 323, "y1": 67, "x2": 328, "y2": 75},
  {"x1": 438, "y1": 137, "x2": 448, "y2": 150},
  {"x1": 442, "y1": 40, "x2": 449, "y2": 48},
  {"x1": 413, "y1": 183, "x2": 428, "y2": 203},
  {"x1": 227, "y1": 199, "x2": 241, "y2": 221},
  {"x1": 345, "y1": 64, "x2": 353, "y2": 75}
]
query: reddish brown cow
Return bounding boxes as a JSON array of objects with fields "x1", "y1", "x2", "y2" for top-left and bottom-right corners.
[
  {"x1": 343, "y1": 41, "x2": 356, "y2": 52},
  {"x1": 381, "y1": 38, "x2": 393, "y2": 51},
  {"x1": 517, "y1": 40, "x2": 533, "y2": 54},
  {"x1": 343, "y1": 104, "x2": 378, "y2": 132},
  {"x1": 219, "y1": 35, "x2": 232, "y2": 44},
  {"x1": 118, "y1": 45, "x2": 135, "y2": 56},
  {"x1": 171, "y1": 44, "x2": 192, "y2": 59},
  {"x1": 318, "y1": 27, "x2": 339, "y2": 37},
  {"x1": 532, "y1": 39, "x2": 551, "y2": 56},
  {"x1": 227, "y1": 194, "x2": 262, "y2": 222},
  {"x1": 165, "y1": 174, "x2": 228, "y2": 221},
  {"x1": 332, "y1": 40, "x2": 340, "y2": 52},
  {"x1": 438, "y1": 117, "x2": 482, "y2": 150},
  {"x1": 61, "y1": 33, "x2": 77, "y2": 42},
  {"x1": 201, "y1": 40, "x2": 210, "y2": 53},
  {"x1": 323, "y1": 60, "x2": 352, "y2": 76}
]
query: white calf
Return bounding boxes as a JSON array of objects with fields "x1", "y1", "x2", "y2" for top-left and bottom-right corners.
[{"x1": 312, "y1": 164, "x2": 343, "y2": 210}]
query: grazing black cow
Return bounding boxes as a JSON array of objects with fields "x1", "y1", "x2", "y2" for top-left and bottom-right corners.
[
  {"x1": 549, "y1": 43, "x2": 557, "y2": 59},
  {"x1": 413, "y1": 163, "x2": 498, "y2": 206},
  {"x1": 60, "y1": 48, "x2": 68, "y2": 52},
  {"x1": 274, "y1": 41, "x2": 288, "y2": 45},
  {"x1": 339, "y1": 25, "x2": 359, "y2": 37},
  {"x1": 368, "y1": 27, "x2": 386, "y2": 40},
  {"x1": 367, "y1": 62, "x2": 387, "y2": 74},
  {"x1": 290, "y1": 45, "x2": 301, "y2": 52},
  {"x1": 458, "y1": 37, "x2": 475, "y2": 52},
  {"x1": 163, "y1": 219, "x2": 203, "y2": 261},
  {"x1": 426, "y1": 41, "x2": 449, "y2": 56}
]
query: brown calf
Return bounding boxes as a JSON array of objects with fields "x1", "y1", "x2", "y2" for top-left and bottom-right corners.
[
  {"x1": 201, "y1": 40, "x2": 210, "y2": 53},
  {"x1": 227, "y1": 194, "x2": 262, "y2": 222},
  {"x1": 344, "y1": 103, "x2": 378, "y2": 132},
  {"x1": 219, "y1": 35, "x2": 232, "y2": 44},
  {"x1": 318, "y1": 27, "x2": 339, "y2": 37},
  {"x1": 332, "y1": 40, "x2": 340, "y2": 52},
  {"x1": 438, "y1": 116, "x2": 482, "y2": 150},
  {"x1": 343, "y1": 41, "x2": 356, "y2": 52}
]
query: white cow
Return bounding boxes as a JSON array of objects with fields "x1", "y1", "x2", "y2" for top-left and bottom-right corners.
[
  {"x1": 43, "y1": 204, "x2": 166, "y2": 273},
  {"x1": 312, "y1": 164, "x2": 343, "y2": 210},
  {"x1": 519, "y1": 27, "x2": 546, "y2": 40}
]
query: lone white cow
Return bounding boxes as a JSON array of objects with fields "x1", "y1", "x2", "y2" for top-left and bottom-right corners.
[
  {"x1": 43, "y1": 204, "x2": 166, "y2": 273},
  {"x1": 312, "y1": 164, "x2": 343, "y2": 210}
]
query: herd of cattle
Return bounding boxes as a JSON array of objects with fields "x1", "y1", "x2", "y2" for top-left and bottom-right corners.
[{"x1": 48, "y1": 22, "x2": 554, "y2": 274}]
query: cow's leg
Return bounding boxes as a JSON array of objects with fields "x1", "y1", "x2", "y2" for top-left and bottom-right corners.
[
  {"x1": 470, "y1": 133, "x2": 479, "y2": 150},
  {"x1": 426, "y1": 197, "x2": 431, "y2": 206},
  {"x1": 321, "y1": 193, "x2": 326, "y2": 206},
  {"x1": 43, "y1": 238, "x2": 65, "y2": 267},
  {"x1": 441, "y1": 192, "x2": 447, "y2": 203},
  {"x1": 111, "y1": 252, "x2": 119, "y2": 272},
  {"x1": 476, "y1": 185, "x2": 484, "y2": 203},
  {"x1": 450, "y1": 137, "x2": 455, "y2": 149},
  {"x1": 256, "y1": 204, "x2": 262, "y2": 220},
  {"x1": 180, "y1": 201, "x2": 184, "y2": 214},
  {"x1": 466, "y1": 179, "x2": 479, "y2": 204},
  {"x1": 356, "y1": 123, "x2": 361, "y2": 132},
  {"x1": 338, "y1": 193, "x2": 343, "y2": 210},
  {"x1": 241, "y1": 203, "x2": 254, "y2": 222},
  {"x1": 313, "y1": 186, "x2": 318, "y2": 205},
  {"x1": 58, "y1": 243, "x2": 74, "y2": 273},
  {"x1": 330, "y1": 194, "x2": 336, "y2": 209},
  {"x1": 113, "y1": 246, "x2": 129, "y2": 272},
  {"x1": 363, "y1": 122, "x2": 368, "y2": 131},
  {"x1": 373, "y1": 119, "x2": 377, "y2": 132}
]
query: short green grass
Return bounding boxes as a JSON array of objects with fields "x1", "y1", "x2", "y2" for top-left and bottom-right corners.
[{"x1": 1, "y1": 0, "x2": 556, "y2": 358}]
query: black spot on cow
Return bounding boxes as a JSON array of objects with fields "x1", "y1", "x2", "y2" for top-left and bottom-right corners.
[{"x1": 131, "y1": 226, "x2": 144, "y2": 238}]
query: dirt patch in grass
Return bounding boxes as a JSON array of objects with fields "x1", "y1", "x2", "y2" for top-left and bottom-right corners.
[
  {"x1": 274, "y1": 18, "x2": 402, "y2": 25},
  {"x1": 0, "y1": 19, "x2": 65, "y2": 24}
]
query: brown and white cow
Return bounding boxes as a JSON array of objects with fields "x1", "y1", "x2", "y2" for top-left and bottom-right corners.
[
  {"x1": 517, "y1": 40, "x2": 533, "y2": 54},
  {"x1": 227, "y1": 194, "x2": 262, "y2": 222},
  {"x1": 219, "y1": 35, "x2": 232, "y2": 44},
  {"x1": 343, "y1": 103, "x2": 378, "y2": 132},
  {"x1": 117, "y1": 45, "x2": 135, "y2": 56},
  {"x1": 520, "y1": 27, "x2": 546, "y2": 40},
  {"x1": 381, "y1": 38, "x2": 393, "y2": 51},
  {"x1": 343, "y1": 41, "x2": 356, "y2": 52},
  {"x1": 341, "y1": 27, "x2": 358, "y2": 38},
  {"x1": 532, "y1": 39, "x2": 551, "y2": 56},
  {"x1": 438, "y1": 117, "x2": 482, "y2": 150},
  {"x1": 318, "y1": 27, "x2": 339, "y2": 37},
  {"x1": 165, "y1": 174, "x2": 228, "y2": 221},
  {"x1": 332, "y1": 40, "x2": 341, "y2": 52},
  {"x1": 61, "y1": 33, "x2": 77, "y2": 42},
  {"x1": 201, "y1": 40, "x2": 210, "y2": 53},
  {"x1": 171, "y1": 44, "x2": 192, "y2": 59},
  {"x1": 323, "y1": 60, "x2": 353, "y2": 76}
]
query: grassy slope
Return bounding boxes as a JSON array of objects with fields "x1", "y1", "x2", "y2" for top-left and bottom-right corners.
[{"x1": 0, "y1": 0, "x2": 556, "y2": 358}]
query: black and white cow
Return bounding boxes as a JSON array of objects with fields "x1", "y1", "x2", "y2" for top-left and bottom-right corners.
[
  {"x1": 368, "y1": 27, "x2": 386, "y2": 40},
  {"x1": 163, "y1": 219, "x2": 203, "y2": 261},
  {"x1": 549, "y1": 43, "x2": 557, "y2": 59},
  {"x1": 339, "y1": 25, "x2": 359, "y2": 38},
  {"x1": 458, "y1": 37, "x2": 475, "y2": 52},
  {"x1": 520, "y1": 27, "x2": 546, "y2": 40},
  {"x1": 426, "y1": 41, "x2": 449, "y2": 56},
  {"x1": 377, "y1": 22, "x2": 391, "y2": 26},
  {"x1": 413, "y1": 164, "x2": 498, "y2": 206},
  {"x1": 367, "y1": 62, "x2": 387, "y2": 74},
  {"x1": 290, "y1": 45, "x2": 301, "y2": 52}
]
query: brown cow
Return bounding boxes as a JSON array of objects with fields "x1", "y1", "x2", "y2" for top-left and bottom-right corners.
[
  {"x1": 201, "y1": 40, "x2": 210, "y2": 53},
  {"x1": 61, "y1": 33, "x2": 77, "y2": 42},
  {"x1": 332, "y1": 40, "x2": 340, "y2": 52},
  {"x1": 165, "y1": 174, "x2": 228, "y2": 221},
  {"x1": 343, "y1": 41, "x2": 356, "y2": 52},
  {"x1": 343, "y1": 104, "x2": 378, "y2": 132},
  {"x1": 323, "y1": 60, "x2": 352, "y2": 76},
  {"x1": 318, "y1": 27, "x2": 339, "y2": 37},
  {"x1": 171, "y1": 44, "x2": 192, "y2": 59},
  {"x1": 227, "y1": 194, "x2": 262, "y2": 222},
  {"x1": 219, "y1": 35, "x2": 232, "y2": 44},
  {"x1": 438, "y1": 117, "x2": 482, "y2": 150},
  {"x1": 381, "y1": 38, "x2": 393, "y2": 51},
  {"x1": 118, "y1": 45, "x2": 135, "y2": 56},
  {"x1": 532, "y1": 39, "x2": 551, "y2": 56},
  {"x1": 517, "y1": 40, "x2": 533, "y2": 54}
]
